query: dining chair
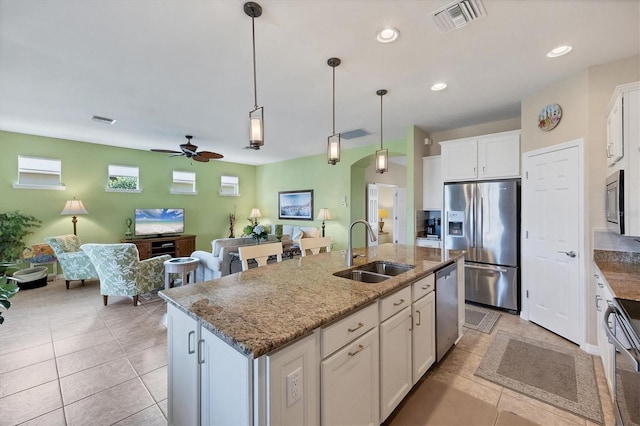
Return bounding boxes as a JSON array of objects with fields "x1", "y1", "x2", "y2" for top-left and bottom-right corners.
[
  {"x1": 299, "y1": 237, "x2": 332, "y2": 257},
  {"x1": 238, "y1": 242, "x2": 283, "y2": 271}
]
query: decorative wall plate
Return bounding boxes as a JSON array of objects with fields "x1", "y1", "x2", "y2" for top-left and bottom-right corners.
[{"x1": 538, "y1": 103, "x2": 562, "y2": 131}]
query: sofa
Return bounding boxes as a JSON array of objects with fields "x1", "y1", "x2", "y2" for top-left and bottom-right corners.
[{"x1": 191, "y1": 225, "x2": 319, "y2": 280}]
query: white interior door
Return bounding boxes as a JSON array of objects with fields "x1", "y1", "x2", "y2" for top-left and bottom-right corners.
[
  {"x1": 394, "y1": 188, "x2": 407, "y2": 244},
  {"x1": 522, "y1": 140, "x2": 584, "y2": 344},
  {"x1": 367, "y1": 183, "x2": 379, "y2": 246}
]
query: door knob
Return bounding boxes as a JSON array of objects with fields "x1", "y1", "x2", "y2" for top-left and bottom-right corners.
[{"x1": 558, "y1": 250, "x2": 576, "y2": 258}]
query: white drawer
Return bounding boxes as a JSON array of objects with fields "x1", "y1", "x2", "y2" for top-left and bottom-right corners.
[
  {"x1": 380, "y1": 286, "x2": 411, "y2": 321},
  {"x1": 321, "y1": 302, "x2": 378, "y2": 358},
  {"x1": 412, "y1": 274, "x2": 434, "y2": 301}
]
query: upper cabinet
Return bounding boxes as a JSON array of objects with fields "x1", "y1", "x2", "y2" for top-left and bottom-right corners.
[
  {"x1": 422, "y1": 155, "x2": 442, "y2": 210},
  {"x1": 440, "y1": 130, "x2": 521, "y2": 182},
  {"x1": 606, "y1": 82, "x2": 640, "y2": 236}
]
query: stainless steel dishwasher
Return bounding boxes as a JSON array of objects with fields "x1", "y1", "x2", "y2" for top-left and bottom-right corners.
[{"x1": 436, "y1": 261, "x2": 459, "y2": 362}]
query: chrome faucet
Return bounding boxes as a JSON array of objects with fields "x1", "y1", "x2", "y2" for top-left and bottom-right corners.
[{"x1": 347, "y1": 219, "x2": 377, "y2": 267}]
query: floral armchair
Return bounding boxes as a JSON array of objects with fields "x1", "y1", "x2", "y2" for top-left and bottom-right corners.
[
  {"x1": 81, "y1": 243, "x2": 170, "y2": 306},
  {"x1": 44, "y1": 235, "x2": 98, "y2": 289}
]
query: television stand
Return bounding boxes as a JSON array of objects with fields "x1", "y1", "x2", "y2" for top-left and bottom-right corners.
[{"x1": 121, "y1": 234, "x2": 196, "y2": 260}]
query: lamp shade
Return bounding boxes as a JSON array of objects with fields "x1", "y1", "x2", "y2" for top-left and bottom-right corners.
[
  {"x1": 249, "y1": 208, "x2": 262, "y2": 219},
  {"x1": 378, "y1": 209, "x2": 388, "y2": 219},
  {"x1": 317, "y1": 208, "x2": 332, "y2": 221},
  {"x1": 60, "y1": 198, "x2": 88, "y2": 215}
]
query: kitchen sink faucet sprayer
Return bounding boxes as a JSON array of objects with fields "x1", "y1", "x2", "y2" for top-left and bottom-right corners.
[{"x1": 347, "y1": 219, "x2": 377, "y2": 267}]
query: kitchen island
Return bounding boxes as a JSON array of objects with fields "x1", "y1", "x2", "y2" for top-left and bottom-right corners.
[{"x1": 160, "y1": 243, "x2": 464, "y2": 425}]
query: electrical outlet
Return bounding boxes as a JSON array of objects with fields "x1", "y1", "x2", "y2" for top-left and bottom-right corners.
[{"x1": 286, "y1": 367, "x2": 303, "y2": 407}]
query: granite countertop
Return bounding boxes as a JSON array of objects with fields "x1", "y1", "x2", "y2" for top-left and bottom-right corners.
[
  {"x1": 159, "y1": 243, "x2": 463, "y2": 358},
  {"x1": 594, "y1": 250, "x2": 640, "y2": 301}
]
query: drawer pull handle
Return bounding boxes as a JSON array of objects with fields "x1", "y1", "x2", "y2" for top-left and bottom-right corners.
[
  {"x1": 393, "y1": 299, "x2": 405, "y2": 306},
  {"x1": 348, "y1": 344, "x2": 365, "y2": 357},
  {"x1": 421, "y1": 285, "x2": 431, "y2": 290},
  {"x1": 348, "y1": 322, "x2": 364, "y2": 332}
]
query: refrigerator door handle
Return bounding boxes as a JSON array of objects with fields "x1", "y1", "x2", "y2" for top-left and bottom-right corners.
[
  {"x1": 479, "y1": 196, "x2": 484, "y2": 248},
  {"x1": 465, "y1": 263, "x2": 508, "y2": 273},
  {"x1": 470, "y1": 192, "x2": 476, "y2": 247}
]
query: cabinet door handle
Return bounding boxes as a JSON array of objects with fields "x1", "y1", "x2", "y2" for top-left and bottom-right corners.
[
  {"x1": 482, "y1": 166, "x2": 486, "y2": 175},
  {"x1": 416, "y1": 310, "x2": 422, "y2": 326},
  {"x1": 348, "y1": 344, "x2": 365, "y2": 357},
  {"x1": 473, "y1": 166, "x2": 477, "y2": 176},
  {"x1": 198, "y1": 339, "x2": 205, "y2": 364},
  {"x1": 597, "y1": 282, "x2": 604, "y2": 289},
  {"x1": 393, "y1": 299, "x2": 405, "y2": 306},
  {"x1": 595, "y1": 295, "x2": 603, "y2": 312},
  {"x1": 188, "y1": 330, "x2": 195, "y2": 354},
  {"x1": 348, "y1": 322, "x2": 364, "y2": 333}
]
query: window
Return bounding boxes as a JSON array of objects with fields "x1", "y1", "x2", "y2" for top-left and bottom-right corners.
[
  {"x1": 106, "y1": 165, "x2": 140, "y2": 192},
  {"x1": 220, "y1": 175, "x2": 240, "y2": 196},
  {"x1": 171, "y1": 170, "x2": 197, "y2": 195},
  {"x1": 13, "y1": 155, "x2": 66, "y2": 190}
]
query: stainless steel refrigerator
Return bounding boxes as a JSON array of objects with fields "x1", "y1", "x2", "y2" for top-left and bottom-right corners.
[{"x1": 443, "y1": 179, "x2": 520, "y2": 312}]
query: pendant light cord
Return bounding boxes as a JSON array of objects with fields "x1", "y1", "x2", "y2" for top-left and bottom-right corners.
[
  {"x1": 251, "y1": 16, "x2": 258, "y2": 109},
  {"x1": 380, "y1": 93, "x2": 384, "y2": 149},
  {"x1": 332, "y1": 66, "x2": 336, "y2": 134}
]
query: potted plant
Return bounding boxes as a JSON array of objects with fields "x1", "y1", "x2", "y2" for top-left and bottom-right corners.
[
  {"x1": 0, "y1": 276, "x2": 19, "y2": 325},
  {"x1": 0, "y1": 211, "x2": 42, "y2": 275}
]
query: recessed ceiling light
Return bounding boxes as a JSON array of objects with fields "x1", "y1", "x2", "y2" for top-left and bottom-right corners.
[
  {"x1": 91, "y1": 115, "x2": 116, "y2": 125},
  {"x1": 377, "y1": 28, "x2": 399, "y2": 43},
  {"x1": 546, "y1": 45, "x2": 572, "y2": 58},
  {"x1": 431, "y1": 82, "x2": 447, "y2": 91}
]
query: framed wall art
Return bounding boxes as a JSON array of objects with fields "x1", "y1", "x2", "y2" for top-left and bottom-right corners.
[{"x1": 278, "y1": 190, "x2": 314, "y2": 220}]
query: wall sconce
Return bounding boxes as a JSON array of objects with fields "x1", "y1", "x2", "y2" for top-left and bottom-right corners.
[
  {"x1": 316, "y1": 208, "x2": 332, "y2": 237},
  {"x1": 60, "y1": 197, "x2": 88, "y2": 235}
]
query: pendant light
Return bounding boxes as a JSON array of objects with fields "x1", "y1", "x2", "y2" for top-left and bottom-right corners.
[
  {"x1": 327, "y1": 57, "x2": 341, "y2": 165},
  {"x1": 375, "y1": 89, "x2": 388, "y2": 174},
  {"x1": 245, "y1": 2, "x2": 264, "y2": 150}
]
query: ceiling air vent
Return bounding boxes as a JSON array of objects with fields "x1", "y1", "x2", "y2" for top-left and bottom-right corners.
[{"x1": 432, "y1": 0, "x2": 487, "y2": 32}]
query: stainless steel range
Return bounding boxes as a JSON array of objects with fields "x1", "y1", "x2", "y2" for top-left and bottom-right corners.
[{"x1": 604, "y1": 298, "x2": 640, "y2": 426}]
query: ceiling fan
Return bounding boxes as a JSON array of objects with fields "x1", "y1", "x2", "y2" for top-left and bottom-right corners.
[{"x1": 151, "y1": 135, "x2": 224, "y2": 162}]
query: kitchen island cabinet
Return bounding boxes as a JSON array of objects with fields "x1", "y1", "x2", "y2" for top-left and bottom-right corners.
[{"x1": 160, "y1": 244, "x2": 464, "y2": 425}]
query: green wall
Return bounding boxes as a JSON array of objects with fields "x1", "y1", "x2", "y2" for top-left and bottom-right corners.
[
  {"x1": 256, "y1": 139, "x2": 407, "y2": 250},
  {"x1": 1, "y1": 131, "x2": 256, "y2": 255},
  {"x1": 2, "y1": 130, "x2": 410, "y2": 262}
]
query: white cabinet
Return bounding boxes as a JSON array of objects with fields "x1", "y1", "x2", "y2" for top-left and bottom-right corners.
[
  {"x1": 606, "y1": 82, "x2": 640, "y2": 236},
  {"x1": 593, "y1": 264, "x2": 615, "y2": 398},
  {"x1": 167, "y1": 303, "x2": 200, "y2": 426},
  {"x1": 411, "y1": 276, "x2": 436, "y2": 384},
  {"x1": 422, "y1": 155, "x2": 443, "y2": 210},
  {"x1": 440, "y1": 130, "x2": 521, "y2": 182},
  {"x1": 379, "y1": 286, "x2": 412, "y2": 420},
  {"x1": 606, "y1": 93, "x2": 624, "y2": 166},
  {"x1": 321, "y1": 328, "x2": 379, "y2": 426}
]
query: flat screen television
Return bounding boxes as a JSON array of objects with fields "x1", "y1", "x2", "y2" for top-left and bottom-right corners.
[{"x1": 134, "y1": 208, "x2": 185, "y2": 237}]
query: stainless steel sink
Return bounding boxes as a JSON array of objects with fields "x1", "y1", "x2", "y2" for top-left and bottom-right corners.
[
  {"x1": 354, "y1": 261, "x2": 414, "y2": 276},
  {"x1": 333, "y1": 261, "x2": 414, "y2": 283},
  {"x1": 333, "y1": 269, "x2": 390, "y2": 283}
]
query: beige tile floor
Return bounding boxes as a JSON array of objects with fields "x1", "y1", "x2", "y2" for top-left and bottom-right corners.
[{"x1": 0, "y1": 277, "x2": 616, "y2": 425}]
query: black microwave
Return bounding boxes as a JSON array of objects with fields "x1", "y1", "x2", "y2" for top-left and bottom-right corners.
[{"x1": 606, "y1": 170, "x2": 624, "y2": 234}]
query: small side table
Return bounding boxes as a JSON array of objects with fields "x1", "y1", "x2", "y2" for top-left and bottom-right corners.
[{"x1": 164, "y1": 257, "x2": 199, "y2": 290}]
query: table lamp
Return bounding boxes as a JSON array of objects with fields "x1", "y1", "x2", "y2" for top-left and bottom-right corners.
[
  {"x1": 60, "y1": 197, "x2": 88, "y2": 235},
  {"x1": 316, "y1": 208, "x2": 332, "y2": 237},
  {"x1": 378, "y1": 209, "x2": 388, "y2": 233},
  {"x1": 249, "y1": 208, "x2": 262, "y2": 226}
]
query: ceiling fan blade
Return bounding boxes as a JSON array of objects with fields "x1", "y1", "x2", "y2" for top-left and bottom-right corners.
[
  {"x1": 151, "y1": 149, "x2": 181, "y2": 154},
  {"x1": 197, "y1": 151, "x2": 224, "y2": 159},
  {"x1": 193, "y1": 155, "x2": 210, "y2": 163},
  {"x1": 168, "y1": 153, "x2": 186, "y2": 158}
]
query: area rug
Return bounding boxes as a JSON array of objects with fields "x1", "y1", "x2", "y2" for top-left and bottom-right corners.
[
  {"x1": 464, "y1": 306, "x2": 501, "y2": 334},
  {"x1": 475, "y1": 330, "x2": 603, "y2": 424}
]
